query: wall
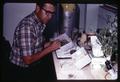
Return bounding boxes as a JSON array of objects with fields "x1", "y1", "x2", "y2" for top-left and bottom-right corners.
[
  {"x1": 78, "y1": 4, "x2": 86, "y2": 33},
  {"x1": 3, "y1": 3, "x2": 36, "y2": 46},
  {"x1": 85, "y1": 4, "x2": 100, "y2": 33},
  {"x1": 78, "y1": 4, "x2": 101, "y2": 33}
]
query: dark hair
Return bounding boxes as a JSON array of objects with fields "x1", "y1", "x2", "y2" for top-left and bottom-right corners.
[{"x1": 36, "y1": 0, "x2": 57, "y2": 8}]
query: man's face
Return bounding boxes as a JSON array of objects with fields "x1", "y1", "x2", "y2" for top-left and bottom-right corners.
[{"x1": 38, "y1": 3, "x2": 55, "y2": 24}]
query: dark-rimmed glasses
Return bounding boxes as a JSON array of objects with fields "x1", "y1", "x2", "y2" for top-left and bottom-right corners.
[{"x1": 42, "y1": 8, "x2": 55, "y2": 16}]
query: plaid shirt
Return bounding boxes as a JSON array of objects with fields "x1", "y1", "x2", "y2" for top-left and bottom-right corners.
[{"x1": 10, "y1": 12, "x2": 46, "y2": 67}]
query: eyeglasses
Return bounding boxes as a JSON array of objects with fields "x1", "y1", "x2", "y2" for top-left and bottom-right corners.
[{"x1": 42, "y1": 8, "x2": 55, "y2": 16}]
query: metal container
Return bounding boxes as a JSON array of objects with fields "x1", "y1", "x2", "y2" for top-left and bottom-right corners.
[{"x1": 60, "y1": 4, "x2": 77, "y2": 38}]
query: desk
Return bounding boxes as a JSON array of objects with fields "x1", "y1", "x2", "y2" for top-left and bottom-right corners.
[
  {"x1": 52, "y1": 35, "x2": 117, "y2": 80},
  {"x1": 52, "y1": 50, "x2": 107, "y2": 80}
]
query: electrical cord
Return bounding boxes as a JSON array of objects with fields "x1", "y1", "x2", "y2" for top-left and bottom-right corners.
[{"x1": 105, "y1": 72, "x2": 110, "y2": 80}]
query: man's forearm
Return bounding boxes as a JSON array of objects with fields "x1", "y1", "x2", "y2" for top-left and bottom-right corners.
[
  {"x1": 23, "y1": 46, "x2": 53, "y2": 65},
  {"x1": 23, "y1": 40, "x2": 61, "y2": 65}
]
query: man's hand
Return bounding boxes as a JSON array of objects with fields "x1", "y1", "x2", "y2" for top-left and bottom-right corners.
[{"x1": 49, "y1": 40, "x2": 61, "y2": 51}]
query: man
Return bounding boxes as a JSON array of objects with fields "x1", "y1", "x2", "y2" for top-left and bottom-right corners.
[{"x1": 8, "y1": 0, "x2": 61, "y2": 80}]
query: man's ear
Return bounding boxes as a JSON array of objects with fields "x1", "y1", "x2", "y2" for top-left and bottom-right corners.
[{"x1": 36, "y1": 5, "x2": 40, "y2": 13}]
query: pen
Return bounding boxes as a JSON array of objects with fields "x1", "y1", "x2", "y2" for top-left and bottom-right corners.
[{"x1": 57, "y1": 57, "x2": 72, "y2": 59}]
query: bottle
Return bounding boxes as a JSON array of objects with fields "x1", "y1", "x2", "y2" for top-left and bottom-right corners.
[{"x1": 105, "y1": 60, "x2": 117, "y2": 79}]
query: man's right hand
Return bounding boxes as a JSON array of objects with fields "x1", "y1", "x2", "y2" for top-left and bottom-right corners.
[{"x1": 49, "y1": 40, "x2": 61, "y2": 51}]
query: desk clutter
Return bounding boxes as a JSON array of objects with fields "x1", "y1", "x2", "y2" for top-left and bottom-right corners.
[{"x1": 52, "y1": 33, "x2": 117, "y2": 80}]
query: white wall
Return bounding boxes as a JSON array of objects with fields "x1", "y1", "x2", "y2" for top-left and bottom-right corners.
[
  {"x1": 3, "y1": 3, "x2": 36, "y2": 46},
  {"x1": 85, "y1": 4, "x2": 100, "y2": 33},
  {"x1": 78, "y1": 4, "x2": 86, "y2": 33},
  {"x1": 78, "y1": 4, "x2": 101, "y2": 33}
]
